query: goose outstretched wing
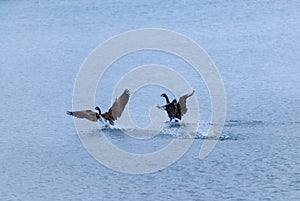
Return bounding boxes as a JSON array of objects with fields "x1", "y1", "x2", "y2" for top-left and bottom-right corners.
[
  {"x1": 101, "y1": 89, "x2": 130, "y2": 121},
  {"x1": 66, "y1": 110, "x2": 98, "y2": 122},
  {"x1": 178, "y1": 90, "x2": 195, "y2": 115}
]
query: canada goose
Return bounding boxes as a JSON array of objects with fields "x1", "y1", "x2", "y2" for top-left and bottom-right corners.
[
  {"x1": 67, "y1": 89, "x2": 130, "y2": 125},
  {"x1": 158, "y1": 90, "x2": 195, "y2": 122}
]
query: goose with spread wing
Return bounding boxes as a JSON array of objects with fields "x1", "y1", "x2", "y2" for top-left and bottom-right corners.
[
  {"x1": 158, "y1": 90, "x2": 195, "y2": 122},
  {"x1": 67, "y1": 89, "x2": 130, "y2": 125}
]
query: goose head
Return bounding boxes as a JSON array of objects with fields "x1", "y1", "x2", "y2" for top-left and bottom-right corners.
[
  {"x1": 95, "y1": 106, "x2": 101, "y2": 114},
  {"x1": 160, "y1": 93, "x2": 167, "y2": 98}
]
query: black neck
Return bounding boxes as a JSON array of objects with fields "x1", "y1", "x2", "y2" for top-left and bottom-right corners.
[{"x1": 163, "y1": 95, "x2": 170, "y2": 103}]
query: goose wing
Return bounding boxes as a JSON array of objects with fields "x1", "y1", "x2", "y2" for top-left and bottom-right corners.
[
  {"x1": 67, "y1": 110, "x2": 98, "y2": 122},
  {"x1": 101, "y1": 89, "x2": 130, "y2": 121},
  {"x1": 178, "y1": 90, "x2": 195, "y2": 115}
]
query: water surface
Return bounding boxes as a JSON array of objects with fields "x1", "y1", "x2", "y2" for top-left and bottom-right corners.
[{"x1": 0, "y1": 0, "x2": 299, "y2": 200}]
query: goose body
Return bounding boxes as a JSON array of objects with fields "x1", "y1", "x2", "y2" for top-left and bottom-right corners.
[
  {"x1": 159, "y1": 90, "x2": 195, "y2": 122},
  {"x1": 67, "y1": 89, "x2": 130, "y2": 125}
]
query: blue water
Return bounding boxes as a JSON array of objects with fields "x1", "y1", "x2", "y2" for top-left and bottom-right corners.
[{"x1": 1, "y1": 0, "x2": 299, "y2": 200}]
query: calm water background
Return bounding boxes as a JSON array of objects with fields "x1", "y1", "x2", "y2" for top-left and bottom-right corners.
[{"x1": 1, "y1": 0, "x2": 299, "y2": 200}]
